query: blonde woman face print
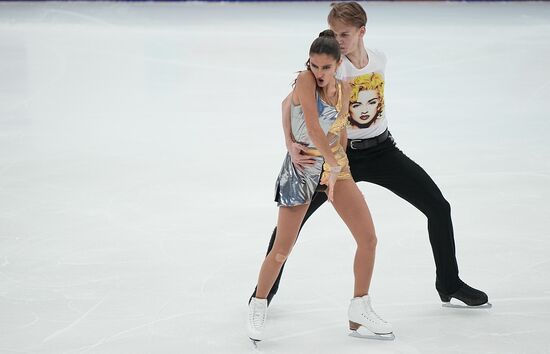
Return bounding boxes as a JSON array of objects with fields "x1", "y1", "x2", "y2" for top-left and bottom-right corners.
[
  {"x1": 350, "y1": 89, "x2": 380, "y2": 127},
  {"x1": 348, "y1": 73, "x2": 385, "y2": 129}
]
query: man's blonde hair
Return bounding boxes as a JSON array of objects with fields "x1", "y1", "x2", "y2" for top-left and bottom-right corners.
[{"x1": 327, "y1": 2, "x2": 367, "y2": 28}]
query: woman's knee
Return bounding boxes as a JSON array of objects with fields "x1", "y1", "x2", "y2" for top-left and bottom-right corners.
[
  {"x1": 267, "y1": 247, "x2": 292, "y2": 264},
  {"x1": 357, "y1": 232, "x2": 377, "y2": 250}
]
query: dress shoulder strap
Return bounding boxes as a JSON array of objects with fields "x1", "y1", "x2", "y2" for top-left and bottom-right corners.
[{"x1": 335, "y1": 80, "x2": 343, "y2": 113}]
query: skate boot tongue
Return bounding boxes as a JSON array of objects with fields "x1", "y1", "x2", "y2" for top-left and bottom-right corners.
[
  {"x1": 350, "y1": 294, "x2": 372, "y2": 304},
  {"x1": 362, "y1": 295, "x2": 387, "y2": 323},
  {"x1": 251, "y1": 298, "x2": 267, "y2": 325},
  {"x1": 358, "y1": 294, "x2": 375, "y2": 310},
  {"x1": 361, "y1": 294, "x2": 372, "y2": 304},
  {"x1": 252, "y1": 298, "x2": 267, "y2": 309}
]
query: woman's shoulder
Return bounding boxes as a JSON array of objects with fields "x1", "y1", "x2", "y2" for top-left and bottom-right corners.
[{"x1": 296, "y1": 70, "x2": 316, "y2": 85}]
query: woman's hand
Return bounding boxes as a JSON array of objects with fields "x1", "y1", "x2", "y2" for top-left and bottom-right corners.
[{"x1": 323, "y1": 165, "x2": 342, "y2": 203}]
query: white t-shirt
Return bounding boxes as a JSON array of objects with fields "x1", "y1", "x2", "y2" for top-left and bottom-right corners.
[{"x1": 336, "y1": 48, "x2": 388, "y2": 140}]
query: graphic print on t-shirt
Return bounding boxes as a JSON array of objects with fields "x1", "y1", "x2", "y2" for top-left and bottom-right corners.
[{"x1": 348, "y1": 72, "x2": 385, "y2": 130}]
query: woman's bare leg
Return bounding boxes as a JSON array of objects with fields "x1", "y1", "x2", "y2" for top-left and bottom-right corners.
[
  {"x1": 255, "y1": 204, "x2": 309, "y2": 299},
  {"x1": 330, "y1": 179, "x2": 377, "y2": 297}
]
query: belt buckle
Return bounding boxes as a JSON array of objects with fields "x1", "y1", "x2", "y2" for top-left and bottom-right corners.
[{"x1": 350, "y1": 139, "x2": 362, "y2": 150}]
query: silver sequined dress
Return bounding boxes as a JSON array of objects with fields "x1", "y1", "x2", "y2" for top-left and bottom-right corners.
[{"x1": 274, "y1": 83, "x2": 350, "y2": 207}]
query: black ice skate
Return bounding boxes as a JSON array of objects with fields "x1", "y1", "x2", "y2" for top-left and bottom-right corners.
[{"x1": 438, "y1": 281, "x2": 491, "y2": 309}]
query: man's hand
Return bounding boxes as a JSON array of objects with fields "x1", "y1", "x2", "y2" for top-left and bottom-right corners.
[{"x1": 287, "y1": 141, "x2": 316, "y2": 171}]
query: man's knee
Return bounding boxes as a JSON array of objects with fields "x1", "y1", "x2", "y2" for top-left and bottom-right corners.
[
  {"x1": 426, "y1": 196, "x2": 451, "y2": 219},
  {"x1": 436, "y1": 198, "x2": 451, "y2": 215}
]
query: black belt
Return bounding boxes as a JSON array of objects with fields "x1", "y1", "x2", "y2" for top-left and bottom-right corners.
[{"x1": 349, "y1": 129, "x2": 390, "y2": 150}]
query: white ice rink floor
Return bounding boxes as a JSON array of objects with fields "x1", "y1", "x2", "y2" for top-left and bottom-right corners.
[{"x1": 1, "y1": 1, "x2": 550, "y2": 353}]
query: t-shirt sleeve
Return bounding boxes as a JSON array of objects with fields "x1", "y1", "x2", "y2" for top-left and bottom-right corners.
[
  {"x1": 336, "y1": 64, "x2": 346, "y2": 81},
  {"x1": 374, "y1": 48, "x2": 387, "y2": 69}
]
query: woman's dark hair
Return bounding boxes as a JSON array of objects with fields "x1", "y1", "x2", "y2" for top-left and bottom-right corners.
[
  {"x1": 305, "y1": 29, "x2": 341, "y2": 70},
  {"x1": 293, "y1": 30, "x2": 341, "y2": 87}
]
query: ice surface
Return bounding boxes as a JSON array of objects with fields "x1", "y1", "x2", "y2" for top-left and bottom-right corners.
[{"x1": 1, "y1": 1, "x2": 550, "y2": 353}]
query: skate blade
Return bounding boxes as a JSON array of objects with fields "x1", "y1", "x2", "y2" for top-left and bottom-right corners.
[
  {"x1": 442, "y1": 301, "x2": 492, "y2": 309},
  {"x1": 249, "y1": 338, "x2": 261, "y2": 349},
  {"x1": 349, "y1": 327, "x2": 395, "y2": 341}
]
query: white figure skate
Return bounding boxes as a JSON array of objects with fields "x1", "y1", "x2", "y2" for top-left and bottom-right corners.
[
  {"x1": 247, "y1": 297, "x2": 268, "y2": 347},
  {"x1": 348, "y1": 294, "x2": 395, "y2": 340}
]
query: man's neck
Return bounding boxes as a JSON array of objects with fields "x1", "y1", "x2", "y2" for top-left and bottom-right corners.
[{"x1": 346, "y1": 45, "x2": 369, "y2": 69}]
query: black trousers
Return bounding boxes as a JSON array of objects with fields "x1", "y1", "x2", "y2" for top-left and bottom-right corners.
[{"x1": 252, "y1": 134, "x2": 461, "y2": 302}]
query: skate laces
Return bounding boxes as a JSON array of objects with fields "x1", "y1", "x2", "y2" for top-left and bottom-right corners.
[
  {"x1": 249, "y1": 300, "x2": 266, "y2": 328},
  {"x1": 363, "y1": 298, "x2": 387, "y2": 324}
]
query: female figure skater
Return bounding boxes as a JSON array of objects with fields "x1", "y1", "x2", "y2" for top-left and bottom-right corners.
[{"x1": 247, "y1": 30, "x2": 393, "y2": 344}]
